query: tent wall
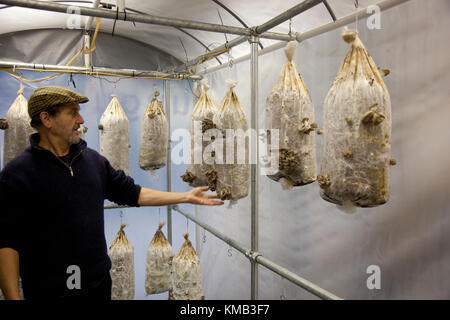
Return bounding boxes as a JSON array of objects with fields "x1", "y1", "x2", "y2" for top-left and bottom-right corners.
[
  {"x1": 198, "y1": 0, "x2": 450, "y2": 300},
  {"x1": 1, "y1": 0, "x2": 449, "y2": 300}
]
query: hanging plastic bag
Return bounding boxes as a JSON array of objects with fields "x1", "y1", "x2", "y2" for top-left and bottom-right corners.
[
  {"x1": 319, "y1": 27, "x2": 394, "y2": 210},
  {"x1": 1, "y1": 87, "x2": 34, "y2": 167},
  {"x1": 145, "y1": 221, "x2": 173, "y2": 295},
  {"x1": 99, "y1": 94, "x2": 130, "y2": 175},
  {"x1": 108, "y1": 223, "x2": 135, "y2": 300},
  {"x1": 181, "y1": 80, "x2": 217, "y2": 188},
  {"x1": 172, "y1": 233, "x2": 204, "y2": 300},
  {"x1": 265, "y1": 40, "x2": 317, "y2": 190},
  {"x1": 139, "y1": 87, "x2": 168, "y2": 173},
  {"x1": 77, "y1": 125, "x2": 88, "y2": 140},
  {"x1": 212, "y1": 80, "x2": 249, "y2": 201}
]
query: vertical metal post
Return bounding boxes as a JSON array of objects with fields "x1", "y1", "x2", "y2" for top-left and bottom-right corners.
[
  {"x1": 165, "y1": 80, "x2": 172, "y2": 245},
  {"x1": 249, "y1": 35, "x2": 259, "y2": 300}
]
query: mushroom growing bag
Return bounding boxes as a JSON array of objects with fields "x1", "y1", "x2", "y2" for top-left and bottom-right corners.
[
  {"x1": 319, "y1": 27, "x2": 393, "y2": 209},
  {"x1": 145, "y1": 221, "x2": 173, "y2": 295},
  {"x1": 172, "y1": 233, "x2": 204, "y2": 300},
  {"x1": 212, "y1": 80, "x2": 249, "y2": 201},
  {"x1": 181, "y1": 81, "x2": 217, "y2": 187},
  {"x1": 99, "y1": 94, "x2": 130, "y2": 175},
  {"x1": 139, "y1": 88, "x2": 168, "y2": 172},
  {"x1": 265, "y1": 41, "x2": 317, "y2": 189},
  {"x1": 108, "y1": 224, "x2": 135, "y2": 300},
  {"x1": 1, "y1": 88, "x2": 34, "y2": 167}
]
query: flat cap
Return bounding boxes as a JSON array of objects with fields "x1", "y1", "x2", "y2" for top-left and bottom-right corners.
[{"x1": 28, "y1": 85, "x2": 89, "y2": 119}]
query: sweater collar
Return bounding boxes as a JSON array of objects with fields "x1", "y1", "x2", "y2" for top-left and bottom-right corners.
[{"x1": 29, "y1": 133, "x2": 87, "y2": 155}]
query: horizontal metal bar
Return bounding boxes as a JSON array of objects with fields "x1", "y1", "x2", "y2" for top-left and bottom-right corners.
[
  {"x1": 0, "y1": 0, "x2": 292, "y2": 41},
  {"x1": 0, "y1": 60, "x2": 203, "y2": 80},
  {"x1": 172, "y1": 205, "x2": 342, "y2": 300},
  {"x1": 256, "y1": 255, "x2": 342, "y2": 300},
  {"x1": 171, "y1": 0, "x2": 321, "y2": 73},
  {"x1": 296, "y1": 0, "x2": 411, "y2": 42},
  {"x1": 201, "y1": 0, "x2": 411, "y2": 75},
  {"x1": 172, "y1": 205, "x2": 249, "y2": 256}
]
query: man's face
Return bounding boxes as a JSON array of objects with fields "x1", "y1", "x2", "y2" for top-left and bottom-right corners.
[{"x1": 51, "y1": 103, "x2": 85, "y2": 145}]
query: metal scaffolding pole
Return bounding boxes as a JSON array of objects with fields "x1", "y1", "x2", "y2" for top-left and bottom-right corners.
[
  {"x1": 0, "y1": 0, "x2": 294, "y2": 41},
  {"x1": 0, "y1": 60, "x2": 202, "y2": 80},
  {"x1": 201, "y1": 0, "x2": 411, "y2": 75},
  {"x1": 172, "y1": 205, "x2": 342, "y2": 300},
  {"x1": 165, "y1": 80, "x2": 172, "y2": 245},
  {"x1": 249, "y1": 35, "x2": 260, "y2": 300},
  {"x1": 172, "y1": 0, "x2": 323, "y2": 73}
]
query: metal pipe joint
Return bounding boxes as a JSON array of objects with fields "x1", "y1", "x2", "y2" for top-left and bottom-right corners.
[{"x1": 245, "y1": 250, "x2": 262, "y2": 263}]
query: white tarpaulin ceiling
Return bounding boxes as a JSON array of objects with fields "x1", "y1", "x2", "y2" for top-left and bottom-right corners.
[
  {"x1": 0, "y1": 0, "x2": 386, "y2": 71},
  {"x1": 2, "y1": 0, "x2": 450, "y2": 301}
]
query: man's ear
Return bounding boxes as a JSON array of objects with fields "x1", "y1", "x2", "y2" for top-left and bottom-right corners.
[{"x1": 40, "y1": 112, "x2": 53, "y2": 129}]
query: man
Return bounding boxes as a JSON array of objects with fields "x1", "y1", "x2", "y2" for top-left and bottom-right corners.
[{"x1": 0, "y1": 85, "x2": 223, "y2": 300}]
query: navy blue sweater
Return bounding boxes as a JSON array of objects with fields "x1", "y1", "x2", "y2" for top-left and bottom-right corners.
[{"x1": 0, "y1": 133, "x2": 141, "y2": 299}]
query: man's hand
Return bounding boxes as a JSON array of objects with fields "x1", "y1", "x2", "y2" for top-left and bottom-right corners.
[{"x1": 186, "y1": 186, "x2": 224, "y2": 206}]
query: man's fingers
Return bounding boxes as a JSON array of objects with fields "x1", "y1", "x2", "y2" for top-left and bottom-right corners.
[
  {"x1": 207, "y1": 194, "x2": 220, "y2": 199},
  {"x1": 198, "y1": 186, "x2": 209, "y2": 192},
  {"x1": 207, "y1": 200, "x2": 224, "y2": 205}
]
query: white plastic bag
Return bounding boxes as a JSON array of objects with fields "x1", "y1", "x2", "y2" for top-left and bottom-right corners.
[
  {"x1": 172, "y1": 233, "x2": 204, "y2": 300},
  {"x1": 108, "y1": 224, "x2": 135, "y2": 300},
  {"x1": 145, "y1": 221, "x2": 173, "y2": 295},
  {"x1": 319, "y1": 27, "x2": 393, "y2": 209},
  {"x1": 265, "y1": 40, "x2": 317, "y2": 190},
  {"x1": 99, "y1": 94, "x2": 130, "y2": 175},
  {"x1": 139, "y1": 87, "x2": 168, "y2": 172},
  {"x1": 212, "y1": 80, "x2": 249, "y2": 201},
  {"x1": 181, "y1": 80, "x2": 217, "y2": 188},
  {"x1": 1, "y1": 87, "x2": 34, "y2": 167}
]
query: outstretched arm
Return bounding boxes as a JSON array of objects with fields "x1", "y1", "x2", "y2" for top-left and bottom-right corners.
[
  {"x1": 138, "y1": 186, "x2": 224, "y2": 207},
  {"x1": 0, "y1": 248, "x2": 21, "y2": 300}
]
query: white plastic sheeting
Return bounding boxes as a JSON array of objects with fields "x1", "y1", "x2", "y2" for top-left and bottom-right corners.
[
  {"x1": 0, "y1": 0, "x2": 388, "y2": 70},
  {"x1": 198, "y1": 0, "x2": 450, "y2": 299},
  {"x1": 1, "y1": 0, "x2": 449, "y2": 300}
]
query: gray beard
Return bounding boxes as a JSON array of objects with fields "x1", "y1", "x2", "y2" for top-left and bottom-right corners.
[{"x1": 68, "y1": 135, "x2": 80, "y2": 145}]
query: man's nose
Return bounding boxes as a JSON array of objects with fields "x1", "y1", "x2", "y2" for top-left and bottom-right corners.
[{"x1": 77, "y1": 114, "x2": 85, "y2": 124}]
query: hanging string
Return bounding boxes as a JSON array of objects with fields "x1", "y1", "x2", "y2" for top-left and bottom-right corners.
[
  {"x1": 280, "y1": 276, "x2": 287, "y2": 300},
  {"x1": 158, "y1": 207, "x2": 161, "y2": 224},
  {"x1": 120, "y1": 210, "x2": 123, "y2": 225},
  {"x1": 288, "y1": 18, "x2": 293, "y2": 37},
  {"x1": 202, "y1": 227, "x2": 206, "y2": 243},
  {"x1": 354, "y1": 0, "x2": 359, "y2": 32},
  {"x1": 227, "y1": 48, "x2": 234, "y2": 81}
]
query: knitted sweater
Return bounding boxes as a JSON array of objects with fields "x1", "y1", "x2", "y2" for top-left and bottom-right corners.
[{"x1": 0, "y1": 133, "x2": 141, "y2": 299}]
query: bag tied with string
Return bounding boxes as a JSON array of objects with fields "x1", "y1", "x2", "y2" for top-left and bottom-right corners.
[
  {"x1": 139, "y1": 87, "x2": 169, "y2": 173},
  {"x1": 211, "y1": 80, "x2": 249, "y2": 201},
  {"x1": 145, "y1": 221, "x2": 173, "y2": 295},
  {"x1": 108, "y1": 223, "x2": 135, "y2": 300},
  {"x1": 99, "y1": 94, "x2": 130, "y2": 175},
  {"x1": 77, "y1": 125, "x2": 88, "y2": 140},
  {"x1": 181, "y1": 80, "x2": 217, "y2": 188},
  {"x1": 1, "y1": 87, "x2": 35, "y2": 167},
  {"x1": 265, "y1": 40, "x2": 317, "y2": 190},
  {"x1": 171, "y1": 232, "x2": 204, "y2": 300},
  {"x1": 319, "y1": 27, "x2": 393, "y2": 212}
]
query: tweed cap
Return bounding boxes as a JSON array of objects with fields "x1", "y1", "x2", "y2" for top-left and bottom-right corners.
[{"x1": 28, "y1": 85, "x2": 89, "y2": 119}]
